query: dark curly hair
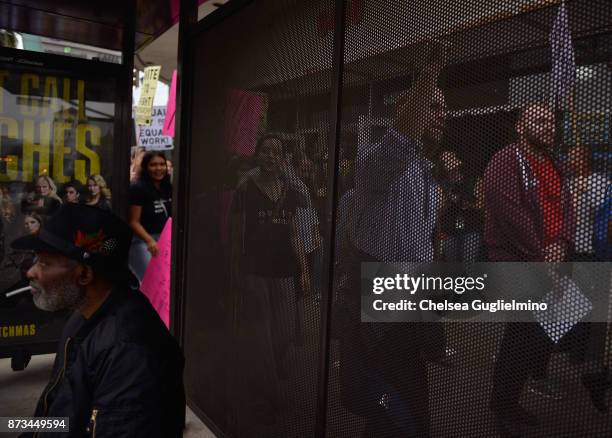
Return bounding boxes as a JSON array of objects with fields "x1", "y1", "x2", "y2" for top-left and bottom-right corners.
[
  {"x1": 255, "y1": 134, "x2": 285, "y2": 156},
  {"x1": 139, "y1": 151, "x2": 172, "y2": 192}
]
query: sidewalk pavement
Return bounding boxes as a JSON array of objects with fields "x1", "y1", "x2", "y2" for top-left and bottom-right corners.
[{"x1": 0, "y1": 354, "x2": 215, "y2": 438}]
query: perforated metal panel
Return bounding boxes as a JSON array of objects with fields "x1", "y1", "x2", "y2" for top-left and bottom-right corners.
[
  {"x1": 182, "y1": 1, "x2": 334, "y2": 436},
  {"x1": 180, "y1": 0, "x2": 612, "y2": 436}
]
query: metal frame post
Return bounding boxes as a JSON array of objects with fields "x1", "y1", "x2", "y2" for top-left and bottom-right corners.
[
  {"x1": 171, "y1": 0, "x2": 198, "y2": 344},
  {"x1": 315, "y1": 0, "x2": 347, "y2": 436},
  {"x1": 114, "y1": 0, "x2": 136, "y2": 220}
]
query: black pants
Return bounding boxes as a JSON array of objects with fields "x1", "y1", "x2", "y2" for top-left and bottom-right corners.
[
  {"x1": 567, "y1": 253, "x2": 610, "y2": 364},
  {"x1": 491, "y1": 322, "x2": 554, "y2": 409},
  {"x1": 336, "y1": 243, "x2": 440, "y2": 437}
]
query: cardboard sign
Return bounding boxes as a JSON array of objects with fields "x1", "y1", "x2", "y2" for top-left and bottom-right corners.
[
  {"x1": 533, "y1": 277, "x2": 592, "y2": 343},
  {"x1": 140, "y1": 218, "x2": 172, "y2": 328},
  {"x1": 137, "y1": 106, "x2": 173, "y2": 150},
  {"x1": 135, "y1": 66, "x2": 161, "y2": 126}
]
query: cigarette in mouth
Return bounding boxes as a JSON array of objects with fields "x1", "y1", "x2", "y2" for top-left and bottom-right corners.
[{"x1": 5, "y1": 286, "x2": 33, "y2": 297}]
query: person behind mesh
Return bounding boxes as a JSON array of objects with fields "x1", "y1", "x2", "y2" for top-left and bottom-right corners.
[
  {"x1": 566, "y1": 144, "x2": 611, "y2": 411},
  {"x1": 436, "y1": 150, "x2": 485, "y2": 263},
  {"x1": 228, "y1": 134, "x2": 312, "y2": 429},
  {"x1": 292, "y1": 152, "x2": 323, "y2": 298},
  {"x1": 567, "y1": 144, "x2": 609, "y2": 261},
  {"x1": 336, "y1": 44, "x2": 449, "y2": 438},
  {"x1": 485, "y1": 104, "x2": 575, "y2": 435}
]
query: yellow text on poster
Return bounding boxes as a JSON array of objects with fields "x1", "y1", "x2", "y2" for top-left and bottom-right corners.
[{"x1": 0, "y1": 70, "x2": 105, "y2": 184}]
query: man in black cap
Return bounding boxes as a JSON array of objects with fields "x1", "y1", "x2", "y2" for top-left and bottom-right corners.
[{"x1": 12, "y1": 204, "x2": 185, "y2": 437}]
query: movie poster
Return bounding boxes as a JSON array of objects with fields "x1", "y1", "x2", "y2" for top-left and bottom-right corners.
[{"x1": 0, "y1": 64, "x2": 115, "y2": 296}]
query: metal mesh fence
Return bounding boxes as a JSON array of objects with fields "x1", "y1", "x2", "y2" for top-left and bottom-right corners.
[
  {"x1": 182, "y1": 0, "x2": 612, "y2": 436},
  {"x1": 183, "y1": 1, "x2": 334, "y2": 436}
]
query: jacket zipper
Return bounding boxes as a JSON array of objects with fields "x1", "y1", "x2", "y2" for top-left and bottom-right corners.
[
  {"x1": 33, "y1": 337, "x2": 71, "y2": 438},
  {"x1": 86, "y1": 409, "x2": 99, "y2": 437}
]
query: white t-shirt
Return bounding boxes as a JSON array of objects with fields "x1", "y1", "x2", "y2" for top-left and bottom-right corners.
[{"x1": 296, "y1": 206, "x2": 319, "y2": 254}]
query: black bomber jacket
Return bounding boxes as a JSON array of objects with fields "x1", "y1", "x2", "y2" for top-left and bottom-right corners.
[{"x1": 20, "y1": 286, "x2": 185, "y2": 437}]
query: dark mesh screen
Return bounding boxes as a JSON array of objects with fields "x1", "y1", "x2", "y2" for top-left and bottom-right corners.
[
  {"x1": 182, "y1": 0, "x2": 612, "y2": 436},
  {"x1": 183, "y1": 1, "x2": 334, "y2": 436}
]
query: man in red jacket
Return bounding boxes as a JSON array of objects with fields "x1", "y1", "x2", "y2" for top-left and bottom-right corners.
[{"x1": 484, "y1": 104, "x2": 574, "y2": 435}]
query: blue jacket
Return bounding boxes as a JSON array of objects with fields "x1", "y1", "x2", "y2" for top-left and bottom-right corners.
[{"x1": 594, "y1": 185, "x2": 612, "y2": 260}]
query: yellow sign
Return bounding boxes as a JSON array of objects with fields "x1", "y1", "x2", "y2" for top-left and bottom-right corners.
[
  {"x1": 0, "y1": 324, "x2": 36, "y2": 338},
  {"x1": 135, "y1": 66, "x2": 161, "y2": 126}
]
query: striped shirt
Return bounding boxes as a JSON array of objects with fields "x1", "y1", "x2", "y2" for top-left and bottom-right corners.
[{"x1": 350, "y1": 129, "x2": 439, "y2": 262}]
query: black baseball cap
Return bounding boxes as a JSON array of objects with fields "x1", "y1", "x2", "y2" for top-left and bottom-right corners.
[{"x1": 12, "y1": 204, "x2": 138, "y2": 287}]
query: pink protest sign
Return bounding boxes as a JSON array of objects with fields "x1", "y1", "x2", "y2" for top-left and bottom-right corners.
[
  {"x1": 140, "y1": 218, "x2": 172, "y2": 328},
  {"x1": 224, "y1": 89, "x2": 265, "y2": 156},
  {"x1": 162, "y1": 70, "x2": 177, "y2": 137}
]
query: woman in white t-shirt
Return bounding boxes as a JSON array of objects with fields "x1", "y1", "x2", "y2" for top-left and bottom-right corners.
[{"x1": 292, "y1": 154, "x2": 322, "y2": 295}]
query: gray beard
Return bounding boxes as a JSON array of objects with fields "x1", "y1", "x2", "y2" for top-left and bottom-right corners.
[{"x1": 31, "y1": 279, "x2": 86, "y2": 312}]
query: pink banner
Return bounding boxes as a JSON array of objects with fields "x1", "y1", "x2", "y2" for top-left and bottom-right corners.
[
  {"x1": 162, "y1": 70, "x2": 177, "y2": 137},
  {"x1": 224, "y1": 89, "x2": 265, "y2": 156},
  {"x1": 140, "y1": 218, "x2": 172, "y2": 328}
]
